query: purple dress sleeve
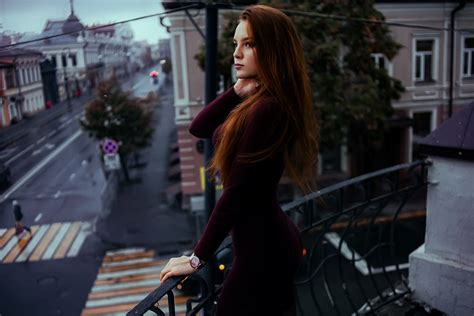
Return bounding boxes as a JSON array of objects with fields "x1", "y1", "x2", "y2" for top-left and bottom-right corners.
[
  {"x1": 189, "y1": 87, "x2": 242, "y2": 139},
  {"x1": 192, "y1": 96, "x2": 283, "y2": 262}
]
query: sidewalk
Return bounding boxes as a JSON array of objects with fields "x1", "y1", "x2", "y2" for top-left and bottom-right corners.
[{"x1": 93, "y1": 76, "x2": 196, "y2": 257}]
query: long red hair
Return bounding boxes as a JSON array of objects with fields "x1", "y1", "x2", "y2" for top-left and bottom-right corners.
[{"x1": 209, "y1": 5, "x2": 320, "y2": 193}]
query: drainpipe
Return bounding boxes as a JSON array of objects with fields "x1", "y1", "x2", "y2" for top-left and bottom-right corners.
[
  {"x1": 13, "y1": 55, "x2": 23, "y2": 120},
  {"x1": 448, "y1": 0, "x2": 466, "y2": 118}
]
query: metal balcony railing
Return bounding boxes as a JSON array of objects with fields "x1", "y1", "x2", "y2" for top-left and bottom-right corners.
[{"x1": 128, "y1": 160, "x2": 428, "y2": 316}]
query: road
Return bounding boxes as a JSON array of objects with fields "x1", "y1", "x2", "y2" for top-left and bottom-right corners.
[{"x1": 0, "y1": 67, "x2": 171, "y2": 315}]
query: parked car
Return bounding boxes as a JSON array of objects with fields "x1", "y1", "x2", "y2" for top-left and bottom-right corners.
[{"x1": 0, "y1": 163, "x2": 11, "y2": 188}]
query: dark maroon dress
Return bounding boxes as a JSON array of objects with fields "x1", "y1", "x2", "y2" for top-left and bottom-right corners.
[{"x1": 189, "y1": 87, "x2": 303, "y2": 315}]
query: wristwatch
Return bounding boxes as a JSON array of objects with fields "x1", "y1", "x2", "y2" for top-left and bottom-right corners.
[{"x1": 189, "y1": 253, "x2": 205, "y2": 270}]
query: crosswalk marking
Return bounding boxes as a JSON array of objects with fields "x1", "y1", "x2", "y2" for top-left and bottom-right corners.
[
  {"x1": 82, "y1": 248, "x2": 195, "y2": 316},
  {"x1": 54, "y1": 221, "x2": 81, "y2": 259},
  {"x1": 4, "y1": 227, "x2": 39, "y2": 263},
  {"x1": 15, "y1": 225, "x2": 50, "y2": 262},
  {"x1": 0, "y1": 221, "x2": 91, "y2": 264},
  {"x1": 29, "y1": 223, "x2": 61, "y2": 261},
  {"x1": 42, "y1": 222, "x2": 71, "y2": 260},
  {"x1": 67, "y1": 222, "x2": 91, "y2": 257}
]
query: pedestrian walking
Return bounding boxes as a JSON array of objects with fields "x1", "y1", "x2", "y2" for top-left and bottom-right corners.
[
  {"x1": 159, "y1": 5, "x2": 319, "y2": 316},
  {"x1": 12, "y1": 200, "x2": 31, "y2": 238}
]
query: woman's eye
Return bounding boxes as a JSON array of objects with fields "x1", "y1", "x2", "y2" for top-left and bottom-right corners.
[{"x1": 244, "y1": 42, "x2": 253, "y2": 48}]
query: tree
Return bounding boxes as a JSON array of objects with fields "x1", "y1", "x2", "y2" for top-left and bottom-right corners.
[
  {"x1": 80, "y1": 77, "x2": 154, "y2": 182},
  {"x1": 201, "y1": 1, "x2": 405, "y2": 176},
  {"x1": 285, "y1": 0, "x2": 405, "y2": 175}
]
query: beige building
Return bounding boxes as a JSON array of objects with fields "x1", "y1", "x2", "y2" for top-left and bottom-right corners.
[
  {"x1": 376, "y1": 1, "x2": 474, "y2": 163},
  {"x1": 163, "y1": 1, "x2": 474, "y2": 209}
]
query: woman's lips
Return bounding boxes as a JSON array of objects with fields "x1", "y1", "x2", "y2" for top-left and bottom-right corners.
[{"x1": 234, "y1": 64, "x2": 243, "y2": 69}]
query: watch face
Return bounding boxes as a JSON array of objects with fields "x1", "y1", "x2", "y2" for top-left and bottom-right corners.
[{"x1": 191, "y1": 256, "x2": 199, "y2": 268}]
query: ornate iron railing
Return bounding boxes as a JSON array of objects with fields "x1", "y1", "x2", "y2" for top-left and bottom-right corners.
[{"x1": 128, "y1": 160, "x2": 428, "y2": 315}]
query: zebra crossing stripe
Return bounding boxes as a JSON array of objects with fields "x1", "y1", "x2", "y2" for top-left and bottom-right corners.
[
  {"x1": 54, "y1": 221, "x2": 81, "y2": 259},
  {"x1": 67, "y1": 221, "x2": 91, "y2": 257},
  {"x1": 0, "y1": 233, "x2": 20, "y2": 261},
  {"x1": 0, "y1": 221, "x2": 91, "y2": 264},
  {"x1": 15, "y1": 225, "x2": 50, "y2": 262},
  {"x1": 0, "y1": 228, "x2": 15, "y2": 248},
  {"x1": 82, "y1": 248, "x2": 193, "y2": 316},
  {"x1": 4, "y1": 227, "x2": 39, "y2": 263},
  {"x1": 0, "y1": 228, "x2": 6, "y2": 238},
  {"x1": 29, "y1": 223, "x2": 61, "y2": 261},
  {"x1": 42, "y1": 222, "x2": 71, "y2": 260}
]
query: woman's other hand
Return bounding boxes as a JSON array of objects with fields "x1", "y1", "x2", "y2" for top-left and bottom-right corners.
[
  {"x1": 233, "y1": 78, "x2": 260, "y2": 98},
  {"x1": 159, "y1": 256, "x2": 195, "y2": 284}
]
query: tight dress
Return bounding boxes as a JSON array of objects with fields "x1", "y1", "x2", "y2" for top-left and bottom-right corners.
[{"x1": 189, "y1": 87, "x2": 303, "y2": 316}]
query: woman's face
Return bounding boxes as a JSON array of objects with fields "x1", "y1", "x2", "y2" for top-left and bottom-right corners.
[{"x1": 233, "y1": 20, "x2": 258, "y2": 79}]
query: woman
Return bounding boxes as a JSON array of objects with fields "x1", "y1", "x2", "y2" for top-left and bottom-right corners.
[{"x1": 159, "y1": 4, "x2": 319, "y2": 315}]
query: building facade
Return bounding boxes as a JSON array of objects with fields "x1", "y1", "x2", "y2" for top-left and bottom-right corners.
[
  {"x1": 163, "y1": 1, "x2": 474, "y2": 209},
  {"x1": 0, "y1": 48, "x2": 45, "y2": 127}
]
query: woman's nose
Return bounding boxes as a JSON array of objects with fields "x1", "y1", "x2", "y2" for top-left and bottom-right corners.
[{"x1": 233, "y1": 47, "x2": 242, "y2": 59}]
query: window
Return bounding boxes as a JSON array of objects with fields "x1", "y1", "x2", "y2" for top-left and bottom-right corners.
[
  {"x1": 70, "y1": 53, "x2": 77, "y2": 66},
  {"x1": 463, "y1": 37, "x2": 474, "y2": 78},
  {"x1": 21, "y1": 69, "x2": 26, "y2": 85},
  {"x1": 62, "y1": 54, "x2": 67, "y2": 67},
  {"x1": 51, "y1": 55, "x2": 57, "y2": 68},
  {"x1": 27, "y1": 68, "x2": 32, "y2": 84},
  {"x1": 415, "y1": 39, "x2": 435, "y2": 82},
  {"x1": 5, "y1": 68, "x2": 15, "y2": 89},
  {"x1": 371, "y1": 53, "x2": 386, "y2": 70}
]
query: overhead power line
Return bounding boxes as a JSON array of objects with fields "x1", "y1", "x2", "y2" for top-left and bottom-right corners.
[{"x1": 0, "y1": 1, "x2": 472, "y2": 52}]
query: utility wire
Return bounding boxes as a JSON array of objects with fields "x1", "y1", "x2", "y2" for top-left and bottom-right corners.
[
  {"x1": 0, "y1": 3, "x2": 202, "y2": 51},
  {"x1": 1, "y1": 1, "x2": 473, "y2": 52}
]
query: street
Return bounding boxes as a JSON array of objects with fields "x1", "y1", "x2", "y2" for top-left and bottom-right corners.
[{"x1": 0, "y1": 68, "x2": 190, "y2": 315}]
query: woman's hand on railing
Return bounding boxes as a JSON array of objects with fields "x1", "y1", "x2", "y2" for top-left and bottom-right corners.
[{"x1": 159, "y1": 255, "x2": 196, "y2": 284}]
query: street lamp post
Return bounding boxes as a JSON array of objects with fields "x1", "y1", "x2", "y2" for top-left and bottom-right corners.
[{"x1": 62, "y1": 48, "x2": 72, "y2": 112}]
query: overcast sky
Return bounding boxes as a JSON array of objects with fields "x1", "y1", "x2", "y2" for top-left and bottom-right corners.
[{"x1": 0, "y1": 0, "x2": 169, "y2": 44}]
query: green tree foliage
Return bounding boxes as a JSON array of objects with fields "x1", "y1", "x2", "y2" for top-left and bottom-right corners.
[
  {"x1": 80, "y1": 77, "x2": 154, "y2": 180},
  {"x1": 200, "y1": 1, "x2": 405, "y2": 175}
]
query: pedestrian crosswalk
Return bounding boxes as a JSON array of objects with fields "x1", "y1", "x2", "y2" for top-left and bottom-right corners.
[
  {"x1": 82, "y1": 247, "x2": 194, "y2": 316},
  {"x1": 0, "y1": 221, "x2": 91, "y2": 264}
]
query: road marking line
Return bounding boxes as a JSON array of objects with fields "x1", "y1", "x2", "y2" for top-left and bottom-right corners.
[
  {"x1": 0, "y1": 228, "x2": 6, "y2": 238},
  {"x1": 6, "y1": 143, "x2": 35, "y2": 165},
  {"x1": 15, "y1": 225, "x2": 50, "y2": 262},
  {"x1": 67, "y1": 221, "x2": 91, "y2": 257},
  {"x1": 0, "y1": 130, "x2": 82, "y2": 202},
  {"x1": 35, "y1": 213, "x2": 42, "y2": 222},
  {"x1": 91, "y1": 279, "x2": 160, "y2": 293},
  {"x1": 70, "y1": 173, "x2": 76, "y2": 180},
  {"x1": 53, "y1": 221, "x2": 81, "y2": 259},
  {"x1": 102, "y1": 257, "x2": 154, "y2": 268},
  {"x1": 105, "y1": 247, "x2": 146, "y2": 256},
  {"x1": 325, "y1": 232, "x2": 369, "y2": 275},
  {"x1": 42, "y1": 222, "x2": 71, "y2": 260},
  {"x1": 0, "y1": 228, "x2": 15, "y2": 248},
  {"x1": 3, "y1": 226, "x2": 39, "y2": 263},
  {"x1": 97, "y1": 265, "x2": 165, "y2": 280},
  {"x1": 29, "y1": 223, "x2": 61, "y2": 261},
  {"x1": 36, "y1": 136, "x2": 46, "y2": 144},
  {"x1": 54, "y1": 190, "x2": 61, "y2": 199}
]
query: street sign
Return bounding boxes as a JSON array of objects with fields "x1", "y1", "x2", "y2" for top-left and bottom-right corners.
[
  {"x1": 102, "y1": 138, "x2": 119, "y2": 154},
  {"x1": 103, "y1": 153, "x2": 121, "y2": 171}
]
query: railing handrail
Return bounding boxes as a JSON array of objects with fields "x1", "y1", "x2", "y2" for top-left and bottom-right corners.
[
  {"x1": 128, "y1": 160, "x2": 428, "y2": 315},
  {"x1": 281, "y1": 160, "x2": 425, "y2": 213}
]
